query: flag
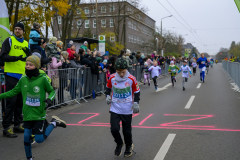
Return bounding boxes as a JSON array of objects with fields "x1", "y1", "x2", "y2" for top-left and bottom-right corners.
[
  {"x1": 0, "y1": 0, "x2": 10, "y2": 48},
  {"x1": 235, "y1": 0, "x2": 240, "y2": 12}
]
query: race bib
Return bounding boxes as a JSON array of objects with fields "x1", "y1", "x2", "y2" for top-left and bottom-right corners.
[
  {"x1": 171, "y1": 69, "x2": 176, "y2": 72},
  {"x1": 183, "y1": 71, "x2": 188, "y2": 73},
  {"x1": 25, "y1": 93, "x2": 40, "y2": 107},
  {"x1": 112, "y1": 86, "x2": 132, "y2": 103},
  {"x1": 201, "y1": 61, "x2": 205, "y2": 64}
]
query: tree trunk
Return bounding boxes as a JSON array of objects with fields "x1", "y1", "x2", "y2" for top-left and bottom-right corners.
[{"x1": 13, "y1": 0, "x2": 20, "y2": 28}]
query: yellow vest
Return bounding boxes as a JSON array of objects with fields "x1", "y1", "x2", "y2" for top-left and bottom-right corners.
[{"x1": 4, "y1": 36, "x2": 28, "y2": 74}]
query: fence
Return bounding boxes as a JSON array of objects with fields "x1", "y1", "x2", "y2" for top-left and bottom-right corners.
[
  {"x1": 222, "y1": 61, "x2": 240, "y2": 90},
  {"x1": 0, "y1": 62, "x2": 184, "y2": 121}
]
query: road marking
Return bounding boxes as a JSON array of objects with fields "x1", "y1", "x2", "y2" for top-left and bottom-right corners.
[
  {"x1": 185, "y1": 96, "x2": 195, "y2": 109},
  {"x1": 196, "y1": 83, "x2": 201, "y2": 89},
  {"x1": 153, "y1": 133, "x2": 176, "y2": 160},
  {"x1": 156, "y1": 83, "x2": 172, "y2": 92}
]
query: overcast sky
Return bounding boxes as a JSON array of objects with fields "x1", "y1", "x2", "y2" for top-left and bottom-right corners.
[{"x1": 140, "y1": 0, "x2": 240, "y2": 55}]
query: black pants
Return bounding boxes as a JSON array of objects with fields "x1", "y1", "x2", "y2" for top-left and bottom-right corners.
[
  {"x1": 152, "y1": 76, "x2": 158, "y2": 86},
  {"x1": 193, "y1": 67, "x2": 196, "y2": 74},
  {"x1": 171, "y1": 76, "x2": 176, "y2": 84},
  {"x1": 2, "y1": 75, "x2": 23, "y2": 129},
  {"x1": 110, "y1": 112, "x2": 132, "y2": 146}
]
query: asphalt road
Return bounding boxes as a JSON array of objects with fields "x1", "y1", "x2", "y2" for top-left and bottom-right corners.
[{"x1": 1, "y1": 63, "x2": 240, "y2": 160}]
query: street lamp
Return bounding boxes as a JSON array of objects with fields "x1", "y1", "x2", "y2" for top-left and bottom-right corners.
[
  {"x1": 156, "y1": 38, "x2": 158, "y2": 54},
  {"x1": 161, "y1": 15, "x2": 173, "y2": 56}
]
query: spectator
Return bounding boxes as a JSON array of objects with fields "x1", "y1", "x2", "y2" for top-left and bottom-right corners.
[
  {"x1": 56, "y1": 41, "x2": 64, "y2": 52},
  {"x1": 69, "y1": 54, "x2": 85, "y2": 100},
  {"x1": 146, "y1": 55, "x2": 153, "y2": 67},
  {"x1": 29, "y1": 22, "x2": 43, "y2": 52},
  {"x1": 67, "y1": 44, "x2": 76, "y2": 60},
  {"x1": 131, "y1": 52, "x2": 138, "y2": 65},
  {"x1": 32, "y1": 52, "x2": 52, "y2": 70},
  {"x1": 124, "y1": 50, "x2": 133, "y2": 74},
  {"x1": 46, "y1": 37, "x2": 61, "y2": 61},
  {"x1": 108, "y1": 54, "x2": 117, "y2": 74},
  {"x1": 31, "y1": 39, "x2": 47, "y2": 59},
  {"x1": 80, "y1": 41, "x2": 88, "y2": 54},
  {"x1": 0, "y1": 22, "x2": 30, "y2": 137},
  {"x1": 118, "y1": 50, "x2": 125, "y2": 58},
  {"x1": 67, "y1": 40, "x2": 73, "y2": 49},
  {"x1": 138, "y1": 54, "x2": 145, "y2": 65},
  {"x1": 79, "y1": 48, "x2": 96, "y2": 67}
]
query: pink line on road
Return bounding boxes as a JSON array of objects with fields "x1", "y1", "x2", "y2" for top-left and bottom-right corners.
[{"x1": 139, "y1": 114, "x2": 153, "y2": 125}]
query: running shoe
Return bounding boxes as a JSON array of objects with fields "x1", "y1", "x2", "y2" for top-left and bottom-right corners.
[
  {"x1": 114, "y1": 143, "x2": 124, "y2": 156},
  {"x1": 13, "y1": 126, "x2": 24, "y2": 133},
  {"x1": 3, "y1": 128, "x2": 17, "y2": 138},
  {"x1": 183, "y1": 87, "x2": 185, "y2": 91},
  {"x1": 172, "y1": 84, "x2": 174, "y2": 87},
  {"x1": 143, "y1": 83, "x2": 145, "y2": 85},
  {"x1": 200, "y1": 78, "x2": 202, "y2": 81},
  {"x1": 30, "y1": 135, "x2": 36, "y2": 145},
  {"x1": 51, "y1": 116, "x2": 67, "y2": 128},
  {"x1": 175, "y1": 78, "x2": 177, "y2": 82},
  {"x1": 124, "y1": 144, "x2": 134, "y2": 157},
  {"x1": 148, "y1": 83, "x2": 150, "y2": 86},
  {"x1": 155, "y1": 86, "x2": 158, "y2": 91}
]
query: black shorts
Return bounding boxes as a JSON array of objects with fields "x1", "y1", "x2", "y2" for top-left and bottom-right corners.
[{"x1": 23, "y1": 120, "x2": 48, "y2": 134}]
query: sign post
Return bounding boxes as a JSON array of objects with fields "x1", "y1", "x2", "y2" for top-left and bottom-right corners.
[
  {"x1": 99, "y1": 35, "x2": 105, "y2": 56},
  {"x1": 0, "y1": 0, "x2": 11, "y2": 48}
]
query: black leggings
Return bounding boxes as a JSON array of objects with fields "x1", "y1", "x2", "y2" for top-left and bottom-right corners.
[
  {"x1": 110, "y1": 112, "x2": 132, "y2": 146},
  {"x1": 152, "y1": 76, "x2": 158, "y2": 86}
]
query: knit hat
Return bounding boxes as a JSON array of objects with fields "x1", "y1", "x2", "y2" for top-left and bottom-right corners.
[
  {"x1": 141, "y1": 55, "x2": 145, "y2": 59},
  {"x1": 14, "y1": 22, "x2": 24, "y2": 31},
  {"x1": 84, "y1": 41, "x2": 88, "y2": 44},
  {"x1": 126, "y1": 49, "x2": 131, "y2": 54},
  {"x1": 69, "y1": 40, "x2": 74, "y2": 44},
  {"x1": 115, "y1": 58, "x2": 128, "y2": 70},
  {"x1": 33, "y1": 22, "x2": 41, "y2": 29},
  {"x1": 26, "y1": 55, "x2": 41, "y2": 69},
  {"x1": 144, "y1": 62, "x2": 148, "y2": 66},
  {"x1": 49, "y1": 37, "x2": 57, "y2": 43},
  {"x1": 170, "y1": 61, "x2": 174, "y2": 64},
  {"x1": 32, "y1": 52, "x2": 41, "y2": 59},
  {"x1": 103, "y1": 59, "x2": 107, "y2": 63},
  {"x1": 183, "y1": 60, "x2": 188, "y2": 63},
  {"x1": 105, "y1": 51, "x2": 109, "y2": 56}
]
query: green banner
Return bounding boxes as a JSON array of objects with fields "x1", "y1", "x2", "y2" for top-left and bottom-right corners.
[
  {"x1": 0, "y1": 0, "x2": 11, "y2": 48},
  {"x1": 184, "y1": 51, "x2": 189, "y2": 58},
  {"x1": 235, "y1": 0, "x2": 240, "y2": 12}
]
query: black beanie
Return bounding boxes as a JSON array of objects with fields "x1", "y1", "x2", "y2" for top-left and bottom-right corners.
[{"x1": 14, "y1": 22, "x2": 24, "y2": 31}]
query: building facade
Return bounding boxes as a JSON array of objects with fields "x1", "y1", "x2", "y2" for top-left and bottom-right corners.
[
  {"x1": 53, "y1": 1, "x2": 156, "y2": 54},
  {"x1": 182, "y1": 43, "x2": 200, "y2": 58}
]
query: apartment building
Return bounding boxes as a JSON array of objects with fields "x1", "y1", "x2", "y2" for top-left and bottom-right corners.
[{"x1": 53, "y1": 1, "x2": 156, "y2": 54}]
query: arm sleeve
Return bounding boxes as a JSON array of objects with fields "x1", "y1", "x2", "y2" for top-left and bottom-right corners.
[
  {"x1": 159, "y1": 67, "x2": 161, "y2": 75},
  {"x1": 132, "y1": 77, "x2": 140, "y2": 103},
  {"x1": 31, "y1": 37, "x2": 42, "y2": 42},
  {"x1": 44, "y1": 77, "x2": 56, "y2": 101},
  {"x1": 0, "y1": 38, "x2": 18, "y2": 62},
  {"x1": 51, "y1": 57, "x2": 62, "y2": 69},
  {"x1": 178, "y1": 67, "x2": 182, "y2": 73},
  {"x1": 106, "y1": 77, "x2": 112, "y2": 96},
  {"x1": 148, "y1": 66, "x2": 153, "y2": 72},
  {"x1": 0, "y1": 79, "x2": 21, "y2": 100}
]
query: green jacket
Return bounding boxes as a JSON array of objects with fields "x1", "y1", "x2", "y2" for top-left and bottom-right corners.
[
  {"x1": 80, "y1": 45, "x2": 88, "y2": 54},
  {"x1": 0, "y1": 74, "x2": 55, "y2": 121},
  {"x1": 168, "y1": 65, "x2": 179, "y2": 76}
]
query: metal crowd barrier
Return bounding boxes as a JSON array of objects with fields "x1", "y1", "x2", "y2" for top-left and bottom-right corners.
[{"x1": 222, "y1": 61, "x2": 240, "y2": 91}]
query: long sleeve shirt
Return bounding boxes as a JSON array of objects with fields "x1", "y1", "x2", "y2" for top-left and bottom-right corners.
[{"x1": 149, "y1": 66, "x2": 161, "y2": 78}]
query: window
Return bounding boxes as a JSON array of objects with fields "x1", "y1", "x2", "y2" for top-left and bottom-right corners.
[
  {"x1": 110, "y1": 5, "x2": 115, "y2": 12},
  {"x1": 134, "y1": 36, "x2": 136, "y2": 43},
  {"x1": 101, "y1": 6, "x2": 106, "y2": 13},
  {"x1": 110, "y1": 19, "x2": 114, "y2": 27},
  {"x1": 110, "y1": 34, "x2": 115, "y2": 42},
  {"x1": 101, "y1": 19, "x2": 106, "y2": 27},
  {"x1": 128, "y1": 21, "x2": 132, "y2": 28},
  {"x1": 85, "y1": 20, "x2": 89, "y2": 28},
  {"x1": 58, "y1": 16, "x2": 61, "y2": 24},
  {"x1": 93, "y1": 7, "x2": 96, "y2": 13},
  {"x1": 129, "y1": 34, "x2": 131, "y2": 42},
  {"x1": 77, "y1": 20, "x2": 81, "y2": 28},
  {"x1": 58, "y1": 31, "x2": 62, "y2": 38},
  {"x1": 133, "y1": 22, "x2": 137, "y2": 30},
  {"x1": 137, "y1": 37, "x2": 140, "y2": 44},
  {"x1": 93, "y1": 19, "x2": 96, "y2": 28},
  {"x1": 84, "y1": 7, "x2": 89, "y2": 14},
  {"x1": 93, "y1": 34, "x2": 96, "y2": 39},
  {"x1": 77, "y1": 8, "x2": 81, "y2": 14},
  {"x1": 131, "y1": 35, "x2": 133, "y2": 43}
]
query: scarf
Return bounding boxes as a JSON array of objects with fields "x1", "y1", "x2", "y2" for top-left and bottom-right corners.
[
  {"x1": 115, "y1": 71, "x2": 129, "y2": 82},
  {"x1": 25, "y1": 68, "x2": 40, "y2": 79},
  {"x1": 13, "y1": 34, "x2": 24, "y2": 43}
]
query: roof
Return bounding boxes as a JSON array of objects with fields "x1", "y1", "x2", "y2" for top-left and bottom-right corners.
[
  {"x1": 66, "y1": 37, "x2": 99, "y2": 44},
  {"x1": 183, "y1": 43, "x2": 194, "y2": 49}
]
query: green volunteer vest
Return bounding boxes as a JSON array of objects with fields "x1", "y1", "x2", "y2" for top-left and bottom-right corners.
[{"x1": 4, "y1": 36, "x2": 28, "y2": 74}]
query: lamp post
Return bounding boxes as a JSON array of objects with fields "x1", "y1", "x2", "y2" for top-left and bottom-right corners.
[{"x1": 161, "y1": 15, "x2": 172, "y2": 56}]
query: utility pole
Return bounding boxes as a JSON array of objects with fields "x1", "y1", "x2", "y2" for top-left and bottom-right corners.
[{"x1": 96, "y1": 0, "x2": 98, "y2": 39}]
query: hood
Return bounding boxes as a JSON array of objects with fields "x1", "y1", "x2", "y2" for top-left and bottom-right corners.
[{"x1": 115, "y1": 71, "x2": 130, "y2": 82}]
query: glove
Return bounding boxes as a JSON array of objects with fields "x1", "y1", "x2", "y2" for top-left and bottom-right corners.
[
  {"x1": 22, "y1": 47, "x2": 30, "y2": 56},
  {"x1": 17, "y1": 55, "x2": 27, "y2": 61},
  {"x1": 106, "y1": 95, "x2": 112, "y2": 105},
  {"x1": 44, "y1": 99, "x2": 53, "y2": 110},
  {"x1": 132, "y1": 103, "x2": 140, "y2": 113}
]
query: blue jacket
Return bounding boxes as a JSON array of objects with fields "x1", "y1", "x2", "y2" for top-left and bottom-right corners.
[
  {"x1": 138, "y1": 57, "x2": 145, "y2": 65},
  {"x1": 197, "y1": 57, "x2": 208, "y2": 69},
  {"x1": 29, "y1": 29, "x2": 41, "y2": 45}
]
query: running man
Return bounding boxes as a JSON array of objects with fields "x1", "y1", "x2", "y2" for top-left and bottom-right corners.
[{"x1": 197, "y1": 53, "x2": 208, "y2": 83}]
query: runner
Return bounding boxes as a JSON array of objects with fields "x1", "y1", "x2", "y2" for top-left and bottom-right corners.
[
  {"x1": 0, "y1": 55, "x2": 67, "y2": 160},
  {"x1": 148, "y1": 60, "x2": 161, "y2": 91},
  {"x1": 192, "y1": 59, "x2": 198, "y2": 75},
  {"x1": 105, "y1": 58, "x2": 140, "y2": 157},
  {"x1": 206, "y1": 59, "x2": 210, "y2": 74},
  {"x1": 197, "y1": 53, "x2": 208, "y2": 83},
  {"x1": 178, "y1": 60, "x2": 192, "y2": 90},
  {"x1": 168, "y1": 61, "x2": 179, "y2": 87},
  {"x1": 142, "y1": 62, "x2": 150, "y2": 86}
]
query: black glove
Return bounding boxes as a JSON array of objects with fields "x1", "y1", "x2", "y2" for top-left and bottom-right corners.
[
  {"x1": 22, "y1": 47, "x2": 30, "y2": 56},
  {"x1": 16, "y1": 55, "x2": 27, "y2": 61},
  {"x1": 44, "y1": 99, "x2": 53, "y2": 110}
]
